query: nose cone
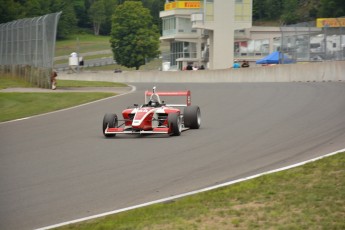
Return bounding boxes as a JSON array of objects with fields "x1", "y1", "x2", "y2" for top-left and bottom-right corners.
[{"x1": 132, "y1": 108, "x2": 154, "y2": 130}]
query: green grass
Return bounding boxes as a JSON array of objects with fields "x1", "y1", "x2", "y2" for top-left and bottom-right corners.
[
  {"x1": 55, "y1": 34, "x2": 111, "y2": 57},
  {"x1": 0, "y1": 75, "x2": 38, "y2": 89},
  {"x1": 0, "y1": 92, "x2": 116, "y2": 122},
  {"x1": 0, "y1": 77, "x2": 125, "y2": 122},
  {"x1": 56, "y1": 152, "x2": 345, "y2": 230}
]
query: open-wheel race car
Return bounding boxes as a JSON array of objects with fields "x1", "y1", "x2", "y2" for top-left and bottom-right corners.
[{"x1": 102, "y1": 87, "x2": 201, "y2": 137}]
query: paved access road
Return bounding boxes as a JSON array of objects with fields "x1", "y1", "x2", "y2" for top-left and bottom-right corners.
[{"x1": 1, "y1": 83, "x2": 345, "y2": 230}]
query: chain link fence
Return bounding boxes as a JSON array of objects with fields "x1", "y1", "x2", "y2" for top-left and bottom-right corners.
[
  {"x1": 0, "y1": 12, "x2": 61, "y2": 88},
  {"x1": 279, "y1": 17, "x2": 345, "y2": 62}
]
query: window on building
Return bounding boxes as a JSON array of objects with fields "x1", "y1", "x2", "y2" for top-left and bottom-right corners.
[
  {"x1": 170, "y1": 42, "x2": 183, "y2": 67},
  {"x1": 163, "y1": 17, "x2": 197, "y2": 35},
  {"x1": 162, "y1": 17, "x2": 176, "y2": 36},
  {"x1": 178, "y1": 17, "x2": 195, "y2": 33},
  {"x1": 170, "y1": 41, "x2": 197, "y2": 67}
]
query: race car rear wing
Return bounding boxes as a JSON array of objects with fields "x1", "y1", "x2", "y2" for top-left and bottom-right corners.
[{"x1": 145, "y1": 89, "x2": 191, "y2": 107}]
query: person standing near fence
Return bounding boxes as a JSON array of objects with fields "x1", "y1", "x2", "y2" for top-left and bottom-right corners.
[
  {"x1": 79, "y1": 56, "x2": 84, "y2": 70},
  {"x1": 51, "y1": 70, "x2": 57, "y2": 90}
]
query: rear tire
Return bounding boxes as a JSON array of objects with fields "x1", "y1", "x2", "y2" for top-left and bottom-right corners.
[
  {"x1": 184, "y1": 106, "x2": 201, "y2": 129},
  {"x1": 103, "y1": 113, "x2": 118, "y2": 137},
  {"x1": 168, "y1": 113, "x2": 181, "y2": 136}
]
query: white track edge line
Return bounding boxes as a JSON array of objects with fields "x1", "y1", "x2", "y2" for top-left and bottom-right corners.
[
  {"x1": 0, "y1": 85, "x2": 136, "y2": 125},
  {"x1": 35, "y1": 148, "x2": 345, "y2": 230}
]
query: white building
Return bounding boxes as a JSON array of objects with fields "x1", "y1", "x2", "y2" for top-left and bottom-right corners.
[{"x1": 160, "y1": 0, "x2": 252, "y2": 70}]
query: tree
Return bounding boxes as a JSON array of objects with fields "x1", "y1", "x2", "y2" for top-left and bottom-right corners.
[
  {"x1": 99, "y1": 0, "x2": 118, "y2": 35},
  {"x1": 22, "y1": 0, "x2": 50, "y2": 18},
  {"x1": 252, "y1": 0, "x2": 266, "y2": 21},
  {"x1": 51, "y1": 0, "x2": 78, "y2": 39},
  {"x1": 0, "y1": 0, "x2": 23, "y2": 23},
  {"x1": 88, "y1": 0, "x2": 106, "y2": 35},
  {"x1": 264, "y1": 0, "x2": 283, "y2": 20},
  {"x1": 73, "y1": 0, "x2": 91, "y2": 29},
  {"x1": 281, "y1": 0, "x2": 299, "y2": 25},
  {"x1": 318, "y1": 0, "x2": 345, "y2": 17},
  {"x1": 142, "y1": 0, "x2": 166, "y2": 34},
  {"x1": 110, "y1": 1, "x2": 160, "y2": 70}
]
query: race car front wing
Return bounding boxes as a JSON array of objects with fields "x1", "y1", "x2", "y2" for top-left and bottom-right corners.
[{"x1": 104, "y1": 127, "x2": 189, "y2": 135}]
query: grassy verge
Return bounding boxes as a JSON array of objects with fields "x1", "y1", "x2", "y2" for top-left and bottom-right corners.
[
  {"x1": 0, "y1": 77, "x2": 125, "y2": 122},
  {"x1": 56, "y1": 152, "x2": 345, "y2": 230},
  {"x1": 55, "y1": 34, "x2": 111, "y2": 57},
  {"x1": 0, "y1": 75, "x2": 38, "y2": 89},
  {"x1": 0, "y1": 92, "x2": 115, "y2": 122},
  {"x1": 0, "y1": 76, "x2": 126, "y2": 89}
]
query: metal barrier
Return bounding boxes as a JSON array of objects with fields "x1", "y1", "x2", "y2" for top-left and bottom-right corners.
[{"x1": 0, "y1": 12, "x2": 61, "y2": 88}]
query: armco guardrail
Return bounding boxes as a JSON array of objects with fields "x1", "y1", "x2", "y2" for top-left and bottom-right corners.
[{"x1": 57, "y1": 61, "x2": 345, "y2": 83}]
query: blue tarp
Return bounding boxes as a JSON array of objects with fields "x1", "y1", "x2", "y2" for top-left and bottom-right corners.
[{"x1": 256, "y1": 51, "x2": 294, "y2": 64}]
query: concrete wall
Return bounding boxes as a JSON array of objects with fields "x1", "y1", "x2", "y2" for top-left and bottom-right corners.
[{"x1": 58, "y1": 61, "x2": 345, "y2": 83}]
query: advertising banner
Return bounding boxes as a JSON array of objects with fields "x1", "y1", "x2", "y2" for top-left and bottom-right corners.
[
  {"x1": 165, "y1": 1, "x2": 201, "y2": 10},
  {"x1": 316, "y1": 18, "x2": 345, "y2": 28}
]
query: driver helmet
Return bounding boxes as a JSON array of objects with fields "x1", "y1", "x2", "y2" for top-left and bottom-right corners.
[{"x1": 150, "y1": 100, "x2": 158, "y2": 107}]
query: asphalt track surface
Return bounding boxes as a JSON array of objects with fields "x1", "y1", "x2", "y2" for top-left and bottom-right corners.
[{"x1": 1, "y1": 82, "x2": 345, "y2": 230}]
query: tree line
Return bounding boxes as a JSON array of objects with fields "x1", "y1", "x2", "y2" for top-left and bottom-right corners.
[
  {"x1": 0, "y1": 0, "x2": 165, "y2": 39},
  {"x1": 253, "y1": 0, "x2": 345, "y2": 25},
  {"x1": 2, "y1": 0, "x2": 344, "y2": 38},
  {"x1": 1, "y1": 0, "x2": 344, "y2": 38}
]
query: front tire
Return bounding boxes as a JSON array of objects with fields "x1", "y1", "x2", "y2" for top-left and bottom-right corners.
[
  {"x1": 184, "y1": 106, "x2": 201, "y2": 129},
  {"x1": 102, "y1": 113, "x2": 118, "y2": 137},
  {"x1": 168, "y1": 113, "x2": 181, "y2": 136}
]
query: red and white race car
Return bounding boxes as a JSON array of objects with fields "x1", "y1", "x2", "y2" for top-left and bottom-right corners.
[{"x1": 102, "y1": 87, "x2": 201, "y2": 137}]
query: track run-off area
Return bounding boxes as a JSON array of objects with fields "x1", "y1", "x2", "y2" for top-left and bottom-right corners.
[{"x1": 1, "y1": 82, "x2": 345, "y2": 230}]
